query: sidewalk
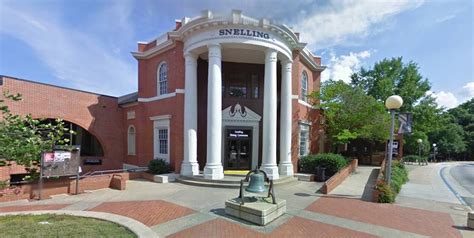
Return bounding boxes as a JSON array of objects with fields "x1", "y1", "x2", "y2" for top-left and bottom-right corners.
[
  {"x1": 0, "y1": 170, "x2": 469, "y2": 237},
  {"x1": 329, "y1": 166, "x2": 379, "y2": 201}
]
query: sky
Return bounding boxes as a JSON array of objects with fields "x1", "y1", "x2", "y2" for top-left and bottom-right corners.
[{"x1": 0, "y1": 0, "x2": 472, "y2": 109}]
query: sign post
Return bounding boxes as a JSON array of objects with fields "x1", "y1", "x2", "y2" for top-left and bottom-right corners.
[{"x1": 39, "y1": 145, "x2": 80, "y2": 200}]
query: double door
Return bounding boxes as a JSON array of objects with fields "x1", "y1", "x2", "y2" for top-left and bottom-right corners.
[{"x1": 224, "y1": 127, "x2": 252, "y2": 170}]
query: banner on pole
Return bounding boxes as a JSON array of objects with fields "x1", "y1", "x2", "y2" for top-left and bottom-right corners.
[{"x1": 398, "y1": 113, "x2": 413, "y2": 135}]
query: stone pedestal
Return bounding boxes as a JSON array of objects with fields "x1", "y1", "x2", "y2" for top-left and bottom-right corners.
[{"x1": 225, "y1": 196, "x2": 286, "y2": 226}]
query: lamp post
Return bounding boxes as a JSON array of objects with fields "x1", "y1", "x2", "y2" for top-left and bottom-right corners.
[
  {"x1": 433, "y1": 143, "x2": 437, "y2": 162},
  {"x1": 385, "y1": 95, "x2": 403, "y2": 185},
  {"x1": 417, "y1": 139, "x2": 423, "y2": 165}
]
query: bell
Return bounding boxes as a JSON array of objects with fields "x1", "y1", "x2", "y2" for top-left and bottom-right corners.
[{"x1": 245, "y1": 170, "x2": 267, "y2": 193}]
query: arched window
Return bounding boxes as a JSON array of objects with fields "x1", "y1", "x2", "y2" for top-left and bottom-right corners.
[
  {"x1": 128, "y1": 125, "x2": 136, "y2": 155},
  {"x1": 157, "y1": 62, "x2": 168, "y2": 95},
  {"x1": 301, "y1": 71, "x2": 308, "y2": 102}
]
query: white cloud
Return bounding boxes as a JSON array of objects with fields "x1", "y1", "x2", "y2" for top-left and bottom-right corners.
[
  {"x1": 435, "y1": 14, "x2": 456, "y2": 23},
  {"x1": 0, "y1": 3, "x2": 136, "y2": 96},
  {"x1": 321, "y1": 50, "x2": 372, "y2": 83},
  {"x1": 426, "y1": 82, "x2": 473, "y2": 109},
  {"x1": 461, "y1": 82, "x2": 474, "y2": 98},
  {"x1": 429, "y1": 91, "x2": 459, "y2": 109},
  {"x1": 294, "y1": 0, "x2": 424, "y2": 50}
]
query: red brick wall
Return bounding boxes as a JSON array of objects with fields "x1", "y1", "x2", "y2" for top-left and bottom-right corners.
[
  {"x1": 290, "y1": 51, "x2": 324, "y2": 171},
  {"x1": 0, "y1": 172, "x2": 143, "y2": 202},
  {"x1": 0, "y1": 77, "x2": 125, "y2": 178},
  {"x1": 126, "y1": 42, "x2": 185, "y2": 172},
  {"x1": 322, "y1": 159, "x2": 358, "y2": 194}
]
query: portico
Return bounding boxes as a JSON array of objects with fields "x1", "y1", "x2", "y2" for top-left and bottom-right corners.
[{"x1": 180, "y1": 41, "x2": 293, "y2": 180}]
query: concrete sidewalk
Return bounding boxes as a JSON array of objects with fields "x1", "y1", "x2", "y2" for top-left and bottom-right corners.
[
  {"x1": 329, "y1": 166, "x2": 379, "y2": 201},
  {"x1": 0, "y1": 171, "x2": 469, "y2": 237}
]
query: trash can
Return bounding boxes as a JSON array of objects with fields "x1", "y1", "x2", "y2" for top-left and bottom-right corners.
[{"x1": 315, "y1": 166, "x2": 326, "y2": 182}]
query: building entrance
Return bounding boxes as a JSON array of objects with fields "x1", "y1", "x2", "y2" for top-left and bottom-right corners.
[{"x1": 224, "y1": 127, "x2": 252, "y2": 170}]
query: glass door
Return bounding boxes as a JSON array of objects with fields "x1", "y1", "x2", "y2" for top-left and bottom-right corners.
[{"x1": 225, "y1": 128, "x2": 252, "y2": 170}]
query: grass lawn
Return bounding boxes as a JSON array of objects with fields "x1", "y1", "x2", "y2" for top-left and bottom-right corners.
[{"x1": 0, "y1": 214, "x2": 137, "y2": 238}]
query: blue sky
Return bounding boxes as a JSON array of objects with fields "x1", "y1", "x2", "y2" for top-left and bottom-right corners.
[{"x1": 1, "y1": 0, "x2": 472, "y2": 108}]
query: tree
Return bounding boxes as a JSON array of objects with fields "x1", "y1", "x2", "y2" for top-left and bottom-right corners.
[
  {"x1": 351, "y1": 57, "x2": 430, "y2": 112},
  {"x1": 311, "y1": 80, "x2": 390, "y2": 149},
  {"x1": 0, "y1": 92, "x2": 71, "y2": 172},
  {"x1": 403, "y1": 131, "x2": 430, "y2": 157},
  {"x1": 430, "y1": 121, "x2": 466, "y2": 159},
  {"x1": 447, "y1": 98, "x2": 474, "y2": 160}
]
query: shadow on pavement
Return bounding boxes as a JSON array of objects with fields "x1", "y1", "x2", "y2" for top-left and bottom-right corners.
[{"x1": 361, "y1": 168, "x2": 379, "y2": 202}]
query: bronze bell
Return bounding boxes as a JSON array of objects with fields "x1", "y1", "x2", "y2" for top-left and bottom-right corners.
[{"x1": 245, "y1": 170, "x2": 267, "y2": 193}]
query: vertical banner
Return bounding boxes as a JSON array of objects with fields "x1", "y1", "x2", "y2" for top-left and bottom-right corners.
[{"x1": 398, "y1": 113, "x2": 413, "y2": 135}]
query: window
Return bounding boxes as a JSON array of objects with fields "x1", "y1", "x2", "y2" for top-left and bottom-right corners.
[
  {"x1": 152, "y1": 115, "x2": 171, "y2": 162},
  {"x1": 299, "y1": 124, "x2": 310, "y2": 156},
  {"x1": 158, "y1": 129, "x2": 168, "y2": 154},
  {"x1": 222, "y1": 71, "x2": 259, "y2": 99},
  {"x1": 158, "y1": 62, "x2": 168, "y2": 95},
  {"x1": 301, "y1": 71, "x2": 308, "y2": 102},
  {"x1": 127, "y1": 125, "x2": 136, "y2": 155}
]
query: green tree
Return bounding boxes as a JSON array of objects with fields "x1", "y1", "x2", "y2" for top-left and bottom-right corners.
[
  {"x1": 351, "y1": 57, "x2": 430, "y2": 111},
  {"x1": 403, "y1": 131, "x2": 430, "y2": 157},
  {"x1": 0, "y1": 92, "x2": 72, "y2": 172},
  {"x1": 430, "y1": 121, "x2": 466, "y2": 159},
  {"x1": 311, "y1": 80, "x2": 390, "y2": 149},
  {"x1": 447, "y1": 98, "x2": 474, "y2": 160}
]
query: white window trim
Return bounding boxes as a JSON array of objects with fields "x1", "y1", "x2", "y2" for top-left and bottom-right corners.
[
  {"x1": 127, "y1": 125, "x2": 136, "y2": 156},
  {"x1": 301, "y1": 71, "x2": 308, "y2": 102},
  {"x1": 298, "y1": 123, "x2": 311, "y2": 157},
  {"x1": 151, "y1": 115, "x2": 171, "y2": 162},
  {"x1": 157, "y1": 61, "x2": 168, "y2": 96}
]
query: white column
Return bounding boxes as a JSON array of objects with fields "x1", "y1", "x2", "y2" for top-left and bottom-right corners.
[
  {"x1": 181, "y1": 52, "x2": 199, "y2": 176},
  {"x1": 260, "y1": 48, "x2": 279, "y2": 180},
  {"x1": 279, "y1": 59, "x2": 293, "y2": 176},
  {"x1": 204, "y1": 43, "x2": 224, "y2": 180}
]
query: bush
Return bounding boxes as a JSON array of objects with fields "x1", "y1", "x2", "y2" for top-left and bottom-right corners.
[
  {"x1": 377, "y1": 161, "x2": 409, "y2": 202},
  {"x1": 147, "y1": 159, "x2": 171, "y2": 175},
  {"x1": 376, "y1": 181, "x2": 395, "y2": 203},
  {"x1": 403, "y1": 155, "x2": 420, "y2": 163},
  {"x1": 299, "y1": 153, "x2": 348, "y2": 177}
]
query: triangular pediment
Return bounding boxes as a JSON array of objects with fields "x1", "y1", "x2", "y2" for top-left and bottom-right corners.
[{"x1": 222, "y1": 103, "x2": 261, "y2": 122}]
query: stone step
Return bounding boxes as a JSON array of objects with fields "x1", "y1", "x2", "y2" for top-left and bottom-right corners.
[{"x1": 176, "y1": 175, "x2": 298, "y2": 188}]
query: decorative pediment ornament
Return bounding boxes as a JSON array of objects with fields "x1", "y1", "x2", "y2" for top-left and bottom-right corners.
[{"x1": 222, "y1": 103, "x2": 261, "y2": 122}]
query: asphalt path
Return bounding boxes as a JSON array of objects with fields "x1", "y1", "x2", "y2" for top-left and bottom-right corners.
[{"x1": 450, "y1": 163, "x2": 474, "y2": 207}]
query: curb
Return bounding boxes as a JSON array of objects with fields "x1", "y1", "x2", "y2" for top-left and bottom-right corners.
[
  {"x1": 439, "y1": 166, "x2": 468, "y2": 206},
  {"x1": 0, "y1": 210, "x2": 158, "y2": 238}
]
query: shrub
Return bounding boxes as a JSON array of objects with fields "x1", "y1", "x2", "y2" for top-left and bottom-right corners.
[
  {"x1": 376, "y1": 181, "x2": 395, "y2": 203},
  {"x1": 299, "y1": 153, "x2": 348, "y2": 177},
  {"x1": 148, "y1": 159, "x2": 171, "y2": 175},
  {"x1": 403, "y1": 155, "x2": 419, "y2": 163},
  {"x1": 378, "y1": 161, "x2": 409, "y2": 202}
]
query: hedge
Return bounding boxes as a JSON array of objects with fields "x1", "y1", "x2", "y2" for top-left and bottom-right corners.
[
  {"x1": 299, "y1": 153, "x2": 348, "y2": 177},
  {"x1": 376, "y1": 161, "x2": 409, "y2": 203},
  {"x1": 148, "y1": 159, "x2": 171, "y2": 175}
]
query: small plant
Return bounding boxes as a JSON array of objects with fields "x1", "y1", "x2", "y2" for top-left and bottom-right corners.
[
  {"x1": 376, "y1": 181, "x2": 395, "y2": 203},
  {"x1": 148, "y1": 159, "x2": 171, "y2": 175},
  {"x1": 299, "y1": 153, "x2": 348, "y2": 177}
]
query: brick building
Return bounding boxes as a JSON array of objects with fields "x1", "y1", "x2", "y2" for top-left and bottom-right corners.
[{"x1": 0, "y1": 10, "x2": 325, "y2": 181}]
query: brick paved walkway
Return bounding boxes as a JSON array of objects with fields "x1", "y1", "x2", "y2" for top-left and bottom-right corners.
[
  {"x1": 306, "y1": 196, "x2": 462, "y2": 238},
  {"x1": 88, "y1": 200, "x2": 195, "y2": 227},
  {"x1": 0, "y1": 204, "x2": 70, "y2": 213}
]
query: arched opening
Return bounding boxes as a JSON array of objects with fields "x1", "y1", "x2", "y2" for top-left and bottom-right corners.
[{"x1": 42, "y1": 119, "x2": 104, "y2": 157}]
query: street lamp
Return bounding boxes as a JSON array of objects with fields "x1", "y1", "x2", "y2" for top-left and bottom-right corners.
[
  {"x1": 417, "y1": 139, "x2": 423, "y2": 165},
  {"x1": 433, "y1": 143, "x2": 437, "y2": 162},
  {"x1": 385, "y1": 95, "x2": 403, "y2": 185}
]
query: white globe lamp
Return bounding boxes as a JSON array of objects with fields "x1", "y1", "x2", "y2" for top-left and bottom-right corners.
[
  {"x1": 385, "y1": 95, "x2": 403, "y2": 185},
  {"x1": 385, "y1": 95, "x2": 403, "y2": 110}
]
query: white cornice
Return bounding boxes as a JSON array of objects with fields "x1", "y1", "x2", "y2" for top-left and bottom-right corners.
[{"x1": 137, "y1": 89, "x2": 184, "y2": 103}]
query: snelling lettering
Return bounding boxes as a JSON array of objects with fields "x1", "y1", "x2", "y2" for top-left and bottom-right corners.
[{"x1": 219, "y1": 29, "x2": 270, "y2": 40}]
